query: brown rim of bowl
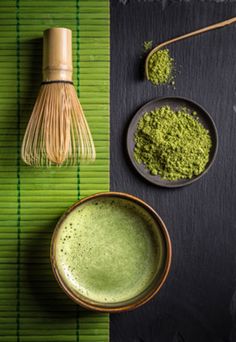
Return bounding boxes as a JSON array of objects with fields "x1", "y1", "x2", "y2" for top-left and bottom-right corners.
[{"x1": 50, "y1": 191, "x2": 172, "y2": 313}]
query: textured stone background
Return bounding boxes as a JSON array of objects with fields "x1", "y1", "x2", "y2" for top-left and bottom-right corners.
[{"x1": 110, "y1": 1, "x2": 236, "y2": 341}]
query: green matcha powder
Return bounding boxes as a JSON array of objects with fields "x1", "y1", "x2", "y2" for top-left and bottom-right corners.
[
  {"x1": 144, "y1": 40, "x2": 153, "y2": 51},
  {"x1": 134, "y1": 106, "x2": 212, "y2": 180},
  {"x1": 148, "y1": 49, "x2": 174, "y2": 85}
]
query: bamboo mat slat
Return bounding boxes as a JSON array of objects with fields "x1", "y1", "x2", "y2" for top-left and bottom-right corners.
[{"x1": 0, "y1": 0, "x2": 110, "y2": 341}]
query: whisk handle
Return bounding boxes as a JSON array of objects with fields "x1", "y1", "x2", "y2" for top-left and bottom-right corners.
[{"x1": 43, "y1": 28, "x2": 73, "y2": 82}]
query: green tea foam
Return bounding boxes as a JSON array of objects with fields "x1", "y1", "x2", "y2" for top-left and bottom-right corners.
[{"x1": 55, "y1": 197, "x2": 164, "y2": 304}]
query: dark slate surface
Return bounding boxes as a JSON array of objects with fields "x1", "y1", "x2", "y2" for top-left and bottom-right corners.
[{"x1": 110, "y1": 1, "x2": 236, "y2": 341}]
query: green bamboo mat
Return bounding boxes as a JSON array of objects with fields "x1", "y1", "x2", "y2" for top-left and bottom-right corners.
[{"x1": 0, "y1": 0, "x2": 110, "y2": 341}]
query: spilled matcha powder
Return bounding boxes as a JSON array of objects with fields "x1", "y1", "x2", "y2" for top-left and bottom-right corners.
[
  {"x1": 148, "y1": 49, "x2": 174, "y2": 85},
  {"x1": 134, "y1": 106, "x2": 212, "y2": 180},
  {"x1": 144, "y1": 40, "x2": 153, "y2": 51}
]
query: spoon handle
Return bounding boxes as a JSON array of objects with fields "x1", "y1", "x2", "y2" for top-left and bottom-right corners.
[{"x1": 158, "y1": 17, "x2": 236, "y2": 50}]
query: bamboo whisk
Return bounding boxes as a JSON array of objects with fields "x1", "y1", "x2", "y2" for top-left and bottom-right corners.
[{"x1": 21, "y1": 28, "x2": 96, "y2": 166}]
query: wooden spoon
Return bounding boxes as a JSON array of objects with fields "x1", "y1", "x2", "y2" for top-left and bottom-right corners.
[{"x1": 145, "y1": 17, "x2": 236, "y2": 81}]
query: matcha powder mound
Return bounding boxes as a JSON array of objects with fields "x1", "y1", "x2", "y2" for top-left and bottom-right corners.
[
  {"x1": 148, "y1": 49, "x2": 174, "y2": 85},
  {"x1": 134, "y1": 106, "x2": 212, "y2": 180}
]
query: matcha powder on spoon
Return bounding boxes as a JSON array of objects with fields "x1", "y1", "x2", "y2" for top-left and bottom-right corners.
[
  {"x1": 148, "y1": 49, "x2": 174, "y2": 85},
  {"x1": 134, "y1": 106, "x2": 212, "y2": 180}
]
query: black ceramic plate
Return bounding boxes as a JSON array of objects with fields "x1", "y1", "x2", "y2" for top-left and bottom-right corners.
[{"x1": 127, "y1": 97, "x2": 218, "y2": 188}]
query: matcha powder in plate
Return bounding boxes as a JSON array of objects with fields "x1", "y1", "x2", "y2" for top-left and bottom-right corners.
[{"x1": 134, "y1": 106, "x2": 212, "y2": 180}]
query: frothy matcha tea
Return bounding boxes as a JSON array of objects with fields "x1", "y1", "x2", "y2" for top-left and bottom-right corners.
[{"x1": 55, "y1": 197, "x2": 164, "y2": 304}]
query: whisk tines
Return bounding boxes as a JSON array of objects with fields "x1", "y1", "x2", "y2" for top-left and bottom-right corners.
[{"x1": 21, "y1": 83, "x2": 96, "y2": 166}]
